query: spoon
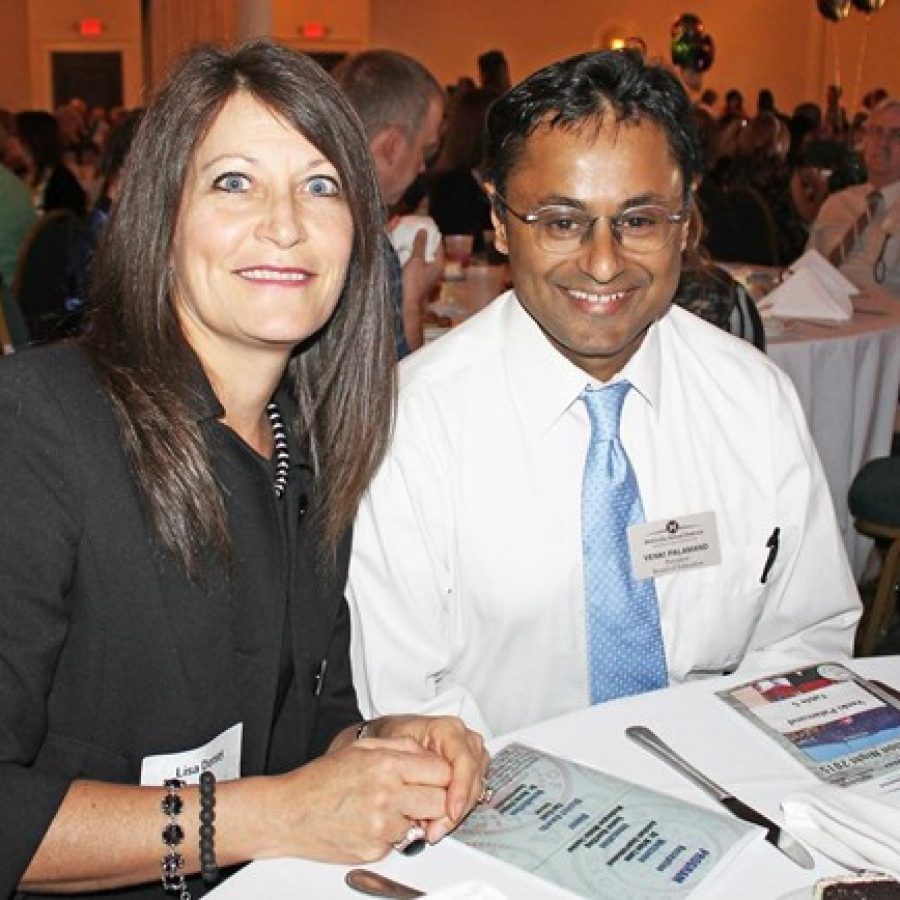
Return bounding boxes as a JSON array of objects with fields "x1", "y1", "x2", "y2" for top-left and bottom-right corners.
[{"x1": 345, "y1": 868, "x2": 425, "y2": 899}]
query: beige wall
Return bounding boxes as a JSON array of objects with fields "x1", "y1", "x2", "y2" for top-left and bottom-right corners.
[
  {"x1": 371, "y1": 0, "x2": 900, "y2": 116},
  {"x1": 1, "y1": 0, "x2": 896, "y2": 115},
  {"x1": 0, "y1": 0, "x2": 33, "y2": 111},
  {"x1": 0, "y1": 0, "x2": 142, "y2": 111}
]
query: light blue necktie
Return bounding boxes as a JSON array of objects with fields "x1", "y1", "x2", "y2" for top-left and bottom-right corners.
[{"x1": 581, "y1": 382, "x2": 668, "y2": 703}]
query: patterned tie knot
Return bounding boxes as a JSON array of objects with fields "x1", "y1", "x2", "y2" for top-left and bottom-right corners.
[{"x1": 582, "y1": 381, "x2": 631, "y2": 442}]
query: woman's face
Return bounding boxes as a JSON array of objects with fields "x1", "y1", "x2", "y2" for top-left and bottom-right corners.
[{"x1": 171, "y1": 91, "x2": 354, "y2": 373}]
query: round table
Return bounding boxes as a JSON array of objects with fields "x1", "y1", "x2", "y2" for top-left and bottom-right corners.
[{"x1": 764, "y1": 289, "x2": 900, "y2": 576}]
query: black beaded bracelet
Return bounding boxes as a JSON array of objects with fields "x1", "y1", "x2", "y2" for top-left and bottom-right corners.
[
  {"x1": 199, "y1": 771, "x2": 219, "y2": 884},
  {"x1": 161, "y1": 778, "x2": 190, "y2": 899}
]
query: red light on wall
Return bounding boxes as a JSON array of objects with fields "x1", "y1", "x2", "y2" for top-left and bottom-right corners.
[
  {"x1": 300, "y1": 21, "x2": 326, "y2": 39},
  {"x1": 79, "y1": 18, "x2": 103, "y2": 36}
]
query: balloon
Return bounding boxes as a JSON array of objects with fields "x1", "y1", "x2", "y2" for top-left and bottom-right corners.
[
  {"x1": 817, "y1": 0, "x2": 851, "y2": 20},
  {"x1": 850, "y1": 0, "x2": 887, "y2": 10},
  {"x1": 671, "y1": 13, "x2": 716, "y2": 72}
]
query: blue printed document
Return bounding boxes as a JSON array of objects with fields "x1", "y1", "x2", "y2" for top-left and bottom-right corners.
[{"x1": 452, "y1": 743, "x2": 758, "y2": 899}]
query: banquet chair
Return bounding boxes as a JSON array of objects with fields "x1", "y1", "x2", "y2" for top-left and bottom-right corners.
[
  {"x1": 849, "y1": 457, "x2": 900, "y2": 656},
  {"x1": 699, "y1": 183, "x2": 779, "y2": 267},
  {"x1": 11, "y1": 209, "x2": 84, "y2": 346},
  {"x1": 0, "y1": 279, "x2": 12, "y2": 353},
  {"x1": 0, "y1": 274, "x2": 29, "y2": 350}
]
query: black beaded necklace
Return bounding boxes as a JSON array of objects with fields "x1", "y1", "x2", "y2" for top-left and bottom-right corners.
[{"x1": 266, "y1": 401, "x2": 289, "y2": 498}]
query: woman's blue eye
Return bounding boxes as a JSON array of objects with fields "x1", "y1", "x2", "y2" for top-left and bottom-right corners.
[
  {"x1": 307, "y1": 175, "x2": 341, "y2": 197},
  {"x1": 214, "y1": 173, "x2": 250, "y2": 192}
]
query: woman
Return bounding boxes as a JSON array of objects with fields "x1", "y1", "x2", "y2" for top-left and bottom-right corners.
[
  {"x1": 0, "y1": 41, "x2": 486, "y2": 899},
  {"x1": 427, "y1": 88, "x2": 494, "y2": 253}
]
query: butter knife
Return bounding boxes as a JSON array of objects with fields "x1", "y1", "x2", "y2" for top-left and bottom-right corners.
[{"x1": 625, "y1": 725, "x2": 814, "y2": 870}]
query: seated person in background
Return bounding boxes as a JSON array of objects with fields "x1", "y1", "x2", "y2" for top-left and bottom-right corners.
[
  {"x1": 0, "y1": 116, "x2": 36, "y2": 291},
  {"x1": 347, "y1": 49, "x2": 860, "y2": 739},
  {"x1": 67, "y1": 108, "x2": 144, "y2": 323},
  {"x1": 806, "y1": 98, "x2": 900, "y2": 296},
  {"x1": 10, "y1": 110, "x2": 87, "y2": 218},
  {"x1": 333, "y1": 50, "x2": 446, "y2": 356},
  {"x1": 477, "y1": 49, "x2": 511, "y2": 99},
  {"x1": 427, "y1": 88, "x2": 494, "y2": 255},
  {"x1": 675, "y1": 207, "x2": 766, "y2": 351},
  {"x1": 705, "y1": 112, "x2": 814, "y2": 265},
  {"x1": 0, "y1": 40, "x2": 486, "y2": 898}
]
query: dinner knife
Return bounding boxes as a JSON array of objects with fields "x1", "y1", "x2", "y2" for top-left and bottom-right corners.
[{"x1": 625, "y1": 725, "x2": 814, "y2": 870}]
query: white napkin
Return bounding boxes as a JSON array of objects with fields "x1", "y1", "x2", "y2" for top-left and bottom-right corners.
[
  {"x1": 763, "y1": 266, "x2": 853, "y2": 322},
  {"x1": 424, "y1": 882, "x2": 508, "y2": 899},
  {"x1": 782, "y1": 784, "x2": 900, "y2": 879},
  {"x1": 390, "y1": 215, "x2": 442, "y2": 266},
  {"x1": 789, "y1": 248, "x2": 860, "y2": 299}
]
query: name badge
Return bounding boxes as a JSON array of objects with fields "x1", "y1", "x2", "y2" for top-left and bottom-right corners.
[
  {"x1": 140, "y1": 722, "x2": 243, "y2": 786},
  {"x1": 629, "y1": 512, "x2": 721, "y2": 580}
]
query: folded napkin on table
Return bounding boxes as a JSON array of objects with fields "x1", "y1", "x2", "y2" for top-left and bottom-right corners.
[
  {"x1": 762, "y1": 266, "x2": 852, "y2": 322},
  {"x1": 782, "y1": 784, "x2": 900, "y2": 879},
  {"x1": 390, "y1": 215, "x2": 442, "y2": 266},
  {"x1": 789, "y1": 249, "x2": 860, "y2": 300}
]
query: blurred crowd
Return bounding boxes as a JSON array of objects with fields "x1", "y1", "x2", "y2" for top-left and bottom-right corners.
[
  {"x1": 0, "y1": 51, "x2": 894, "y2": 353},
  {"x1": 0, "y1": 99, "x2": 142, "y2": 346},
  {"x1": 691, "y1": 83, "x2": 885, "y2": 267}
]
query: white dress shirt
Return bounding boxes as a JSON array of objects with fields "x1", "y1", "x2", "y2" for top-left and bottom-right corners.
[
  {"x1": 347, "y1": 293, "x2": 861, "y2": 737},
  {"x1": 806, "y1": 179, "x2": 900, "y2": 296}
]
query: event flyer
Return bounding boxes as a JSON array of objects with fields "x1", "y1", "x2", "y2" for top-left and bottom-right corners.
[
  {"x1": 718, "y1": 662, "x2": 900, "y2": 802},
  {"x1": 452, "y1": 743, "x2": 757, "y2": 899}
]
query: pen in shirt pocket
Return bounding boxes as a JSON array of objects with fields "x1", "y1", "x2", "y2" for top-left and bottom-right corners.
[{"x1": 760, "y1": 527, "x2": 780, "y2": 584}]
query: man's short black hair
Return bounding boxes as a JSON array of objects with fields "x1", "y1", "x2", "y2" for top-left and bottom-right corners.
[{"x1": 483, "y1": 50, "x2": 702, "y2": 200}]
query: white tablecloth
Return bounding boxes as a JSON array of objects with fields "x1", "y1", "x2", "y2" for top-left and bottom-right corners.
[
  {"x1": 207, "y1": 657, "x2": 900, "y2": 900},
  {"x1": 765, "y1": 291, "x2": 900, "y2": 577}
]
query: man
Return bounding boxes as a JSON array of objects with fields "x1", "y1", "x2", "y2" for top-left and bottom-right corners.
[
  {"x1": 333, "y1": 50, "x2": 445, "y2": 355},
  {"x1": 477, "y1": 49, "x2": 510, "y2": 98},
  {"x1": 807, "y1": 98, "x2": 900, "y2": 296},
  {"x1": 348, "y1": 50, "x2": 860, "y2": 738}
]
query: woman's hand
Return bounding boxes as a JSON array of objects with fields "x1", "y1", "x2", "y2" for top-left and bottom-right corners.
[
  {"x1": 258, "y1": 736, "x2": 455, "y2": 863},
  {"x1": 362, "y1": 715, "x2": 490, "y2": 843}
]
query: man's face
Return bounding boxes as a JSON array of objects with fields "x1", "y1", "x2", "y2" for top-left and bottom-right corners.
[
  {"x1": 380, "y1": 95, "x2": 443, "y2": 205},
  {"x1": 863, "y1": 104, "x2": 900, "y2": 189},
  {"x1": 492, "y1": 116, "x2": 687, "y2": 382}
]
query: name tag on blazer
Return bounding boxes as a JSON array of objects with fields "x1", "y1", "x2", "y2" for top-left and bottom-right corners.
[{"x1": 140, "y1": 722, "x2": 243, "y2": 785}]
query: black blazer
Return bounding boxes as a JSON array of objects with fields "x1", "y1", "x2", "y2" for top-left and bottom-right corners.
[{"x1": 0, "y1": 344, "x2": 359, "y2": 898}]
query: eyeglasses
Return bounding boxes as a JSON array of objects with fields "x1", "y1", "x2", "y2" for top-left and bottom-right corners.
[
  {"x1": 866, "y1": 125, "x2": 900, "y2": 144},
  {"x1": 491, "y1": 191, "x2": 690, "y2": 255}
]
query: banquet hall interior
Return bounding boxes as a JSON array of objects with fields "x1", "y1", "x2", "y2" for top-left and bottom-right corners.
[{"x1": 1, "y1": 0, "x2": 899, "y2": 654}]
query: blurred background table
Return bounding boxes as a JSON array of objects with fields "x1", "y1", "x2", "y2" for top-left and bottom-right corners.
[{"x1": 763, "y1": 289, "x2": 900, "y2": 577}]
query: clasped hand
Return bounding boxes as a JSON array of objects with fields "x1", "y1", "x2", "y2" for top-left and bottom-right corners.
[{"x1": 270, "y1": 715, "x2": 488, "y2": 863}]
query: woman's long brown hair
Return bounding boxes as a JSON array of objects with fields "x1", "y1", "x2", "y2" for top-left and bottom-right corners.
[{"x1": 81, "y1": 40, "x2": 395, "y2": 577}]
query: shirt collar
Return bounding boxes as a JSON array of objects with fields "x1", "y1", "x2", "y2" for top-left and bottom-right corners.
[{"x1": 503, "y1": 292, "x2": 664, "y2": 435}]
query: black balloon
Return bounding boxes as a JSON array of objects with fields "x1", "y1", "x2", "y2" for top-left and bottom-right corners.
[
  {"x1": 671, "y1": 13, "x2": 716, "y2": 72},
  {"x1": 850, "y1": 0, "x2": 887, "y2": 11},
  {"x1": 817, "y1": 0, "x2": 852, "y2": 19}
]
